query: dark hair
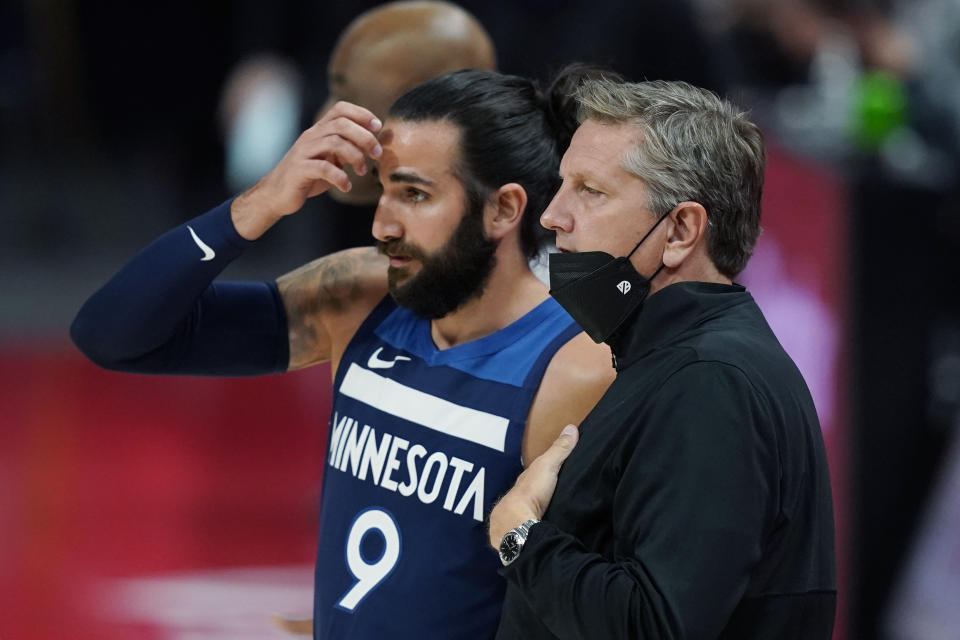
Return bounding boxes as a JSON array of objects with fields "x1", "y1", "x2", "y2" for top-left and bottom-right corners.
[{"x1": 388, "y1": 66, "x2": 606, "y2": 259}]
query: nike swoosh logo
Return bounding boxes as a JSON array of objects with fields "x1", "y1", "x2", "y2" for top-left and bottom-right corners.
[
  {"x1": 367, "y1": 347, "x2": 412, "y2": 370},
  {"x1": 187, "y1": 226, "x2": 216, "y2": 261}
]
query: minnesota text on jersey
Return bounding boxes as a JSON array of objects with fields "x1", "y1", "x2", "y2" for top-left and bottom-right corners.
[{"x1": 328, "y1": 411, "x2": 486, "y2": 522}]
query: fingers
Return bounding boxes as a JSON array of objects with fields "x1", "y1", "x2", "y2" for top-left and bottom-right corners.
[
  {"x1": 318, "y1": 100, "x2": 381, "y2": 133},
  {"x1": 300, "y1": 158, "x2": 351, "y2": 195},
  {"x1": 316, "y1": 133, "x2": 369, "y2": 177},
  {"x1": 297, "y1": 112, "x2": 382, "y2": 180},
  {"x1": 513, "y1": 424, "x2": 577, "y2": 505},
  {"x1": 313, "y1": 100, "x2": 383, "y2": 164},
  {"x1": 534, "y1": 425, "x2": 579, "y2": 473},
  {"x1": 270, "y1": 614, "x2": 313, "y2": 636},
  {"x1": 487, "y1": 425, "x2": 578, "y2": 544},
  {"x1": 242, "y1": 100, "x2": 381, "y2": 221}
]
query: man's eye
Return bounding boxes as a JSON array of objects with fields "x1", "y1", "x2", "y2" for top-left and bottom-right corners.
[
  {"x1": 581, "y1": 185, "x2": 602, "y2": 196},
  {"x1": 406, "y1": 188, "x2": 428, "y2": 203}
]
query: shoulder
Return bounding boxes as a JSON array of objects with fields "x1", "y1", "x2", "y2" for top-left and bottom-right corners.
[
  {"x1": 633, "y1": 358, "x2": 770, "y2": 444},
  {"x1": 614, "y1": 359, "x2": 783, "y2": 487},
  {"x1": 277, "y1": 246, "x2": 389, "y2": 371},
  {"x1": 649, "y1": 358, "x2": 757, "y2": 407},
  {"x1": 548, "y1": 331, "x2": 616, "y2": 385},
  {"x1": 522, "y1": 332, "x2": 615, "y2": 464}
]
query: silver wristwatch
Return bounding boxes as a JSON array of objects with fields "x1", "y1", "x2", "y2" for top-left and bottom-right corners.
[{"x1": 498, "y1": 519, "x2": 539, "y2": 566}]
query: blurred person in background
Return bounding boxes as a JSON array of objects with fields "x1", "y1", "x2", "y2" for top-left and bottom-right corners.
[
  {"x1": 691, "y1": 3, "x2": 960, "y2": 636},
  {"x1": 219, "y1": 1, "x2": 496, "y2": 252},
  {"x1": 70, "y1": 67, "x2": 614, "y2": 639},
  {"x1": 692, "y1": 0, "x2": 960, "y2": 177}
]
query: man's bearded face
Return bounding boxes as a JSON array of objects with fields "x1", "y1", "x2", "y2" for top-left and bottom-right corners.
[{"x1": 378, "y1": 199, "x2": 497, "y2": 319}]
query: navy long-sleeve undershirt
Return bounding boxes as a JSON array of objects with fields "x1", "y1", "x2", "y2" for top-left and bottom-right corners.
[{"x1": 70, "y1": 199, "x2": 289, "y2": 376}]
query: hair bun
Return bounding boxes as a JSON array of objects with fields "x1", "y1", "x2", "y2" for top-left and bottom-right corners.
[{"x1": 540, "y1": 63, "x2": 624, "y2": 152}]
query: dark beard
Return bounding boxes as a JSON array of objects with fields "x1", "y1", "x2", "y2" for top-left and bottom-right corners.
[{"x1": 378, "y1": 207, "x2": 498, "y2": 319}]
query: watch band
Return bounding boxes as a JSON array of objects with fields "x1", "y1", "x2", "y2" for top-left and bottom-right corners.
[{"x1": 499, "y1": 518, "x2": 540, "y2": 566}]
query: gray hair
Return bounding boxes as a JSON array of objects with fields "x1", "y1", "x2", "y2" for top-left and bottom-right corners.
[{"x1": 574, "y1": 78, "x2": 765, "y2": 278}]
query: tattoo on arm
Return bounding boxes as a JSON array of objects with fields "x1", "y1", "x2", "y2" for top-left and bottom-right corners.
[{"x1": 277, "y1": 247, "x2": 385, "y2": 369}]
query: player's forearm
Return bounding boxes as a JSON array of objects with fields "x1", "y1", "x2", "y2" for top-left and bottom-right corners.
[
  {"x1": 70, "y1": 199, "x2": 288, "y2": 376},
  {"x1": 231, "y1": 183, "x2": 285, "y2": 240}
]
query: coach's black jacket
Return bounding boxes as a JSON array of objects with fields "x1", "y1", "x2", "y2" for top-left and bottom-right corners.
[{"x1": 496, "y1": 281, "x2": 836, "y2": 639}]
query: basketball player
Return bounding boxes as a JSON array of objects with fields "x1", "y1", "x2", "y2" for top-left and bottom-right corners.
[{"x1": 71, "y1": 68, "x2": 614, "y2": 639}]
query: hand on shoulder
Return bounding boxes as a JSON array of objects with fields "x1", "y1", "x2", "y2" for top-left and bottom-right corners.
[{"x1": 522, "y1": 332, "x2": 615, "y2": 464}]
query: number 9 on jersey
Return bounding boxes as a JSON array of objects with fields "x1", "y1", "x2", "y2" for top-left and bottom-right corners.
[{"x1": 337, "y1": 508, "x2": 401, "y2": 611}]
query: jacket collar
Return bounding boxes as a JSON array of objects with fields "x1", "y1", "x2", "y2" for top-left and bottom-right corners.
[{"x1": 608, "y1": 281, "x2": 749, "y2": 371}]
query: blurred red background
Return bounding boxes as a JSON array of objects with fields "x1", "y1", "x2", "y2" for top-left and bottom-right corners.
[{"x1": 0, "y1": 351, "x2": 331, "y2": 639}]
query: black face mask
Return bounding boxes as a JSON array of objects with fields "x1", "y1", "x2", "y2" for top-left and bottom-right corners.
[{"x1": 549, "y1": 212, "x2": 668, "y2": 343}]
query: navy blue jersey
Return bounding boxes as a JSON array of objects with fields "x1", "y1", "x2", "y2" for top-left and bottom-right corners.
[{"x1": 314, "y1": 296, "x2": 580, "y2": 639}]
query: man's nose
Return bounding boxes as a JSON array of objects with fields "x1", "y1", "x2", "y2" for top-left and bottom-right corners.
[
  {"x1": 372, "y1": 198, "x2": 403, "y2": 242},
  {"x1": 540, "y1": 191, "x2": 571, "y2": 233}
]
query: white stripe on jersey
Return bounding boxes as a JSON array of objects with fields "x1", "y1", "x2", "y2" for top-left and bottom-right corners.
[{"x1": 339, "y1": 363, "x2": 510, "y2": 452}]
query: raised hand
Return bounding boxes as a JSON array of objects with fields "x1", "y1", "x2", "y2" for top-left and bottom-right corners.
[{"x1": 231, "y1": 101, "x2": 383, "y2": 240}]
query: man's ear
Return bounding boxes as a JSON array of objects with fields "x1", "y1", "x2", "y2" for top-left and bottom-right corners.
[
  {"x1": 485, "y1": 183, "x2": 527, "y2": 240},
  {"x1": 662, "y1": 201, "x2": 709, "y2": 268}
]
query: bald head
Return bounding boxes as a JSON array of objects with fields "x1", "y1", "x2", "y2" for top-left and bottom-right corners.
[{"x1": 325, "y1": 1, "x2": 496, "y2": 204}]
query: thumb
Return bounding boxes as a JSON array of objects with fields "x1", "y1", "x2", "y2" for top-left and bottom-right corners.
[{"x1": 539, "y1": 424, "x2": 579, "y2": 472}]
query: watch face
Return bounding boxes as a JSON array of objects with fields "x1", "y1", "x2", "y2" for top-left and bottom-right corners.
[{"x1": 499, "y1": 532, "x2": 522, "y2": 564}]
